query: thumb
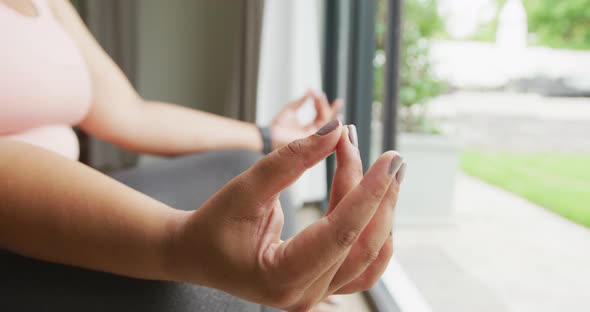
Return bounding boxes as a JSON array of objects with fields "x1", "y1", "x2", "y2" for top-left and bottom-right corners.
[{"x1": 245, "y1": 119, "x2": 342, "y2": 202}]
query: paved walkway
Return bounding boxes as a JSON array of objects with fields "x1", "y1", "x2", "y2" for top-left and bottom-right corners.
[
  {"x1": 391, "y1": 173, "x2": 590, "y2": 312},
  {"x1": 428, "y1": 91, "x2": 590, "y2": 152}
]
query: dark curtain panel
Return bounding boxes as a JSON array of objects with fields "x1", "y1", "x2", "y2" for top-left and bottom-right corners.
[
  {"x1": 79, "y1": 0, "x2": 139, "y2": 171},
  {"x1": 226, "y1": 0, "x2": 265, "y2": 123}
]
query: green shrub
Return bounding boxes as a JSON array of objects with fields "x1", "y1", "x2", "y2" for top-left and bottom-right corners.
[
  {"x1": 524, "y1": 0, "x2": 590, "y2": 50},
  {"x1": 469, "y1": 0, "x2": 590, "y2": 50},
  {"x1": 375, "y1": 0, "x2": 445, "y2": 133}
]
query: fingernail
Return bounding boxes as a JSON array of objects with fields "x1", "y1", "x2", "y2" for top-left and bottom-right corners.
[
  {"x1": 388, "y1": 154, "x2": 403, "y2": 176},
  {"x1": 347, "y1": 125, "x2": 358, "y2": 147},
  {"x1": 396, "y1": 162, "x2": 407, "y2": 184},
  {"x1": 316, "y1": 119, "x2": 340, "y2": 136}
]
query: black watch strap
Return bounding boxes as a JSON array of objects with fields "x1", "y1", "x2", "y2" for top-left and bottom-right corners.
[{"x1": 257, "y1": 126, "x2": 273, "y2": 154}]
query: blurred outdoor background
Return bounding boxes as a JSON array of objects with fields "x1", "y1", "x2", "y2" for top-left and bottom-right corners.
[{"x1": 375, "y1": 0, "x2": 590, "y2": 311}]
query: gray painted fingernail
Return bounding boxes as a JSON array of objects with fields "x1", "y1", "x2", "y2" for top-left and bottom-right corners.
[
  {"x1": 316, "y1": 119, "x2": 340, "y2": 136},
  {"x1": 347, "y1": 125, "x2": 358, "y2": 147},
  {"x1": 388, "y1": 154, "x2": 403, "y2": 176},
  {"x1": 396, "y1": 162, "x2": 407, "y2": 184}
]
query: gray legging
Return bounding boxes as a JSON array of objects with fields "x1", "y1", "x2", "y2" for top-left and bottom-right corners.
[{"x1": 0, "y1": 150, "x2": 296, "y2": 311}]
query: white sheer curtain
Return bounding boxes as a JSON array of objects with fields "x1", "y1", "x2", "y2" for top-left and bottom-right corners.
[{"x1": 257, "y1": 0, "x2": 326, "y2": 204}]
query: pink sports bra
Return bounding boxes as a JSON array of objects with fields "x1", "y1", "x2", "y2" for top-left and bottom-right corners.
[{"x1": 0, "y1": 0, "x2": 92, "y2": 160}]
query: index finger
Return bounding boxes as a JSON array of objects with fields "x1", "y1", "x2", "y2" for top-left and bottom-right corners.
[
  {"x1": 288, "y1": 90, "x2": 313, "y2": 110},
  {"x1": 311, "y1": 91, "x2": 331, "y2": 124}
]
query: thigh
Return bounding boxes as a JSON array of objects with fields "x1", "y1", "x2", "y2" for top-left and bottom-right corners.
[{"x1": 0, "y1": 250, "x2": 261, "y2": 312}]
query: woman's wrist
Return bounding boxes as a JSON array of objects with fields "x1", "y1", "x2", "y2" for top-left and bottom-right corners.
[
  {"x1": 159, "y1": 209, "x2": 195, "y2": 282},
  {"x1": 243, "y1": 122, "x2": 264, "y2": 153}
]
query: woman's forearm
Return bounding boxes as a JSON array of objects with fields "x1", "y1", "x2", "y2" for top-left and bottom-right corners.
[
  {"x1": 0, "y1": 139, "x2": 188, "y2": 280},
  {"x1": 133, "y1": 100, "x2": 263, "y2": 155},
  {"x1": 47, "y1": 0, "x2": 262, "y2": 157},
  {"x1": 83, "y1": 99, "x2": 263, "y2": 156}
]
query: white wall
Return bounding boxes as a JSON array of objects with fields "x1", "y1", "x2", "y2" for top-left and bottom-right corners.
[{"x1": 137, "y1": 0, "x2": 240, "y2": 115}]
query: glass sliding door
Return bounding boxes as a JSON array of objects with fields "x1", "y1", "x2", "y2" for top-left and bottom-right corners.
[{"x1": 323, "y1": 0, "x2": 402, "y2": 310}]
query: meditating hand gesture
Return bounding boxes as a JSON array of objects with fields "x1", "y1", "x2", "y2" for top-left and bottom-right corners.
[
  {"x1": 270, "y1": 90, "x2": 344, "y2": 150},
  {"x1": 169, "y1": 120, "x2": 406, "y2": 311}
]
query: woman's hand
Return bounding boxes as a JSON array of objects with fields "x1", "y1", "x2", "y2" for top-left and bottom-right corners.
[
  {"x1": 167, "y1": 120, "x2": 405, "y2": 311},
  {"x1": 270, "y1": 90, "x2": 343, "y2": 150}
]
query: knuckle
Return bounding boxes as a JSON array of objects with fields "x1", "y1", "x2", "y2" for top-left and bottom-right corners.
[
  {"x1": 339, "y1": 162, "x2": 363, "y2": 178},
  {"x1": 286, "y1": 139, "x2": 304, "y2": 157},
  {"x1": 336, "y1": 228, "x2": 361, "y2": 248},
  {"x1": 276, "y1": 143, "x2": 293, "y2": 159},
  {"x1": 363, "y1": 247, "x2": 381, "y2": 266},
  {"x1": 278, "y1": 139, "x2": 310, "y2": 169},
  {"x1": 358, "y1": 181, "x2": 385, "y2": 203}
]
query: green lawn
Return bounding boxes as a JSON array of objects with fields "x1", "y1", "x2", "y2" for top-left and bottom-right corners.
[{"x1": 461, "y1": 151, "x2": 590, "y2": 228}]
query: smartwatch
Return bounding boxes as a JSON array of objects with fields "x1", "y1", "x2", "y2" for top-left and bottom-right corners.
[{"x1": 257, "y1": 126, "x2": 273, "y2": 155}]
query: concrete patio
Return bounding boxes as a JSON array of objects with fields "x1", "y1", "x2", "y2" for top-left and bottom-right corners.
[
  {"x1": 389, "y1": 173, "x2": 590, "y2": 312},
  {"x1": 427, "y1": 91, "x2": 590, "y2": 153}
]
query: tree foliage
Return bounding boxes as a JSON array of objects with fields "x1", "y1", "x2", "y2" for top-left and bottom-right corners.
[
  {"x1": 399, "y1": 0, "x2": 445, "y2": 132},
  {"x1": 399, "y1": 0, "x2": 444, "y2": 110},
  {"x1": 470, "y1": 0, "x2": 590, "y2": 50},
  {"x1": 374, "y1": 0, "x2": 445, "y2": 133},
  {"x1": 524, "y1": 0, "x2": 590, "y2": 50}
]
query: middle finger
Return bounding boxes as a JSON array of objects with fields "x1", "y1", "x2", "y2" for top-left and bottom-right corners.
[{"x1": 327, "y1": 156, "x2": 404, "y2": 293}]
